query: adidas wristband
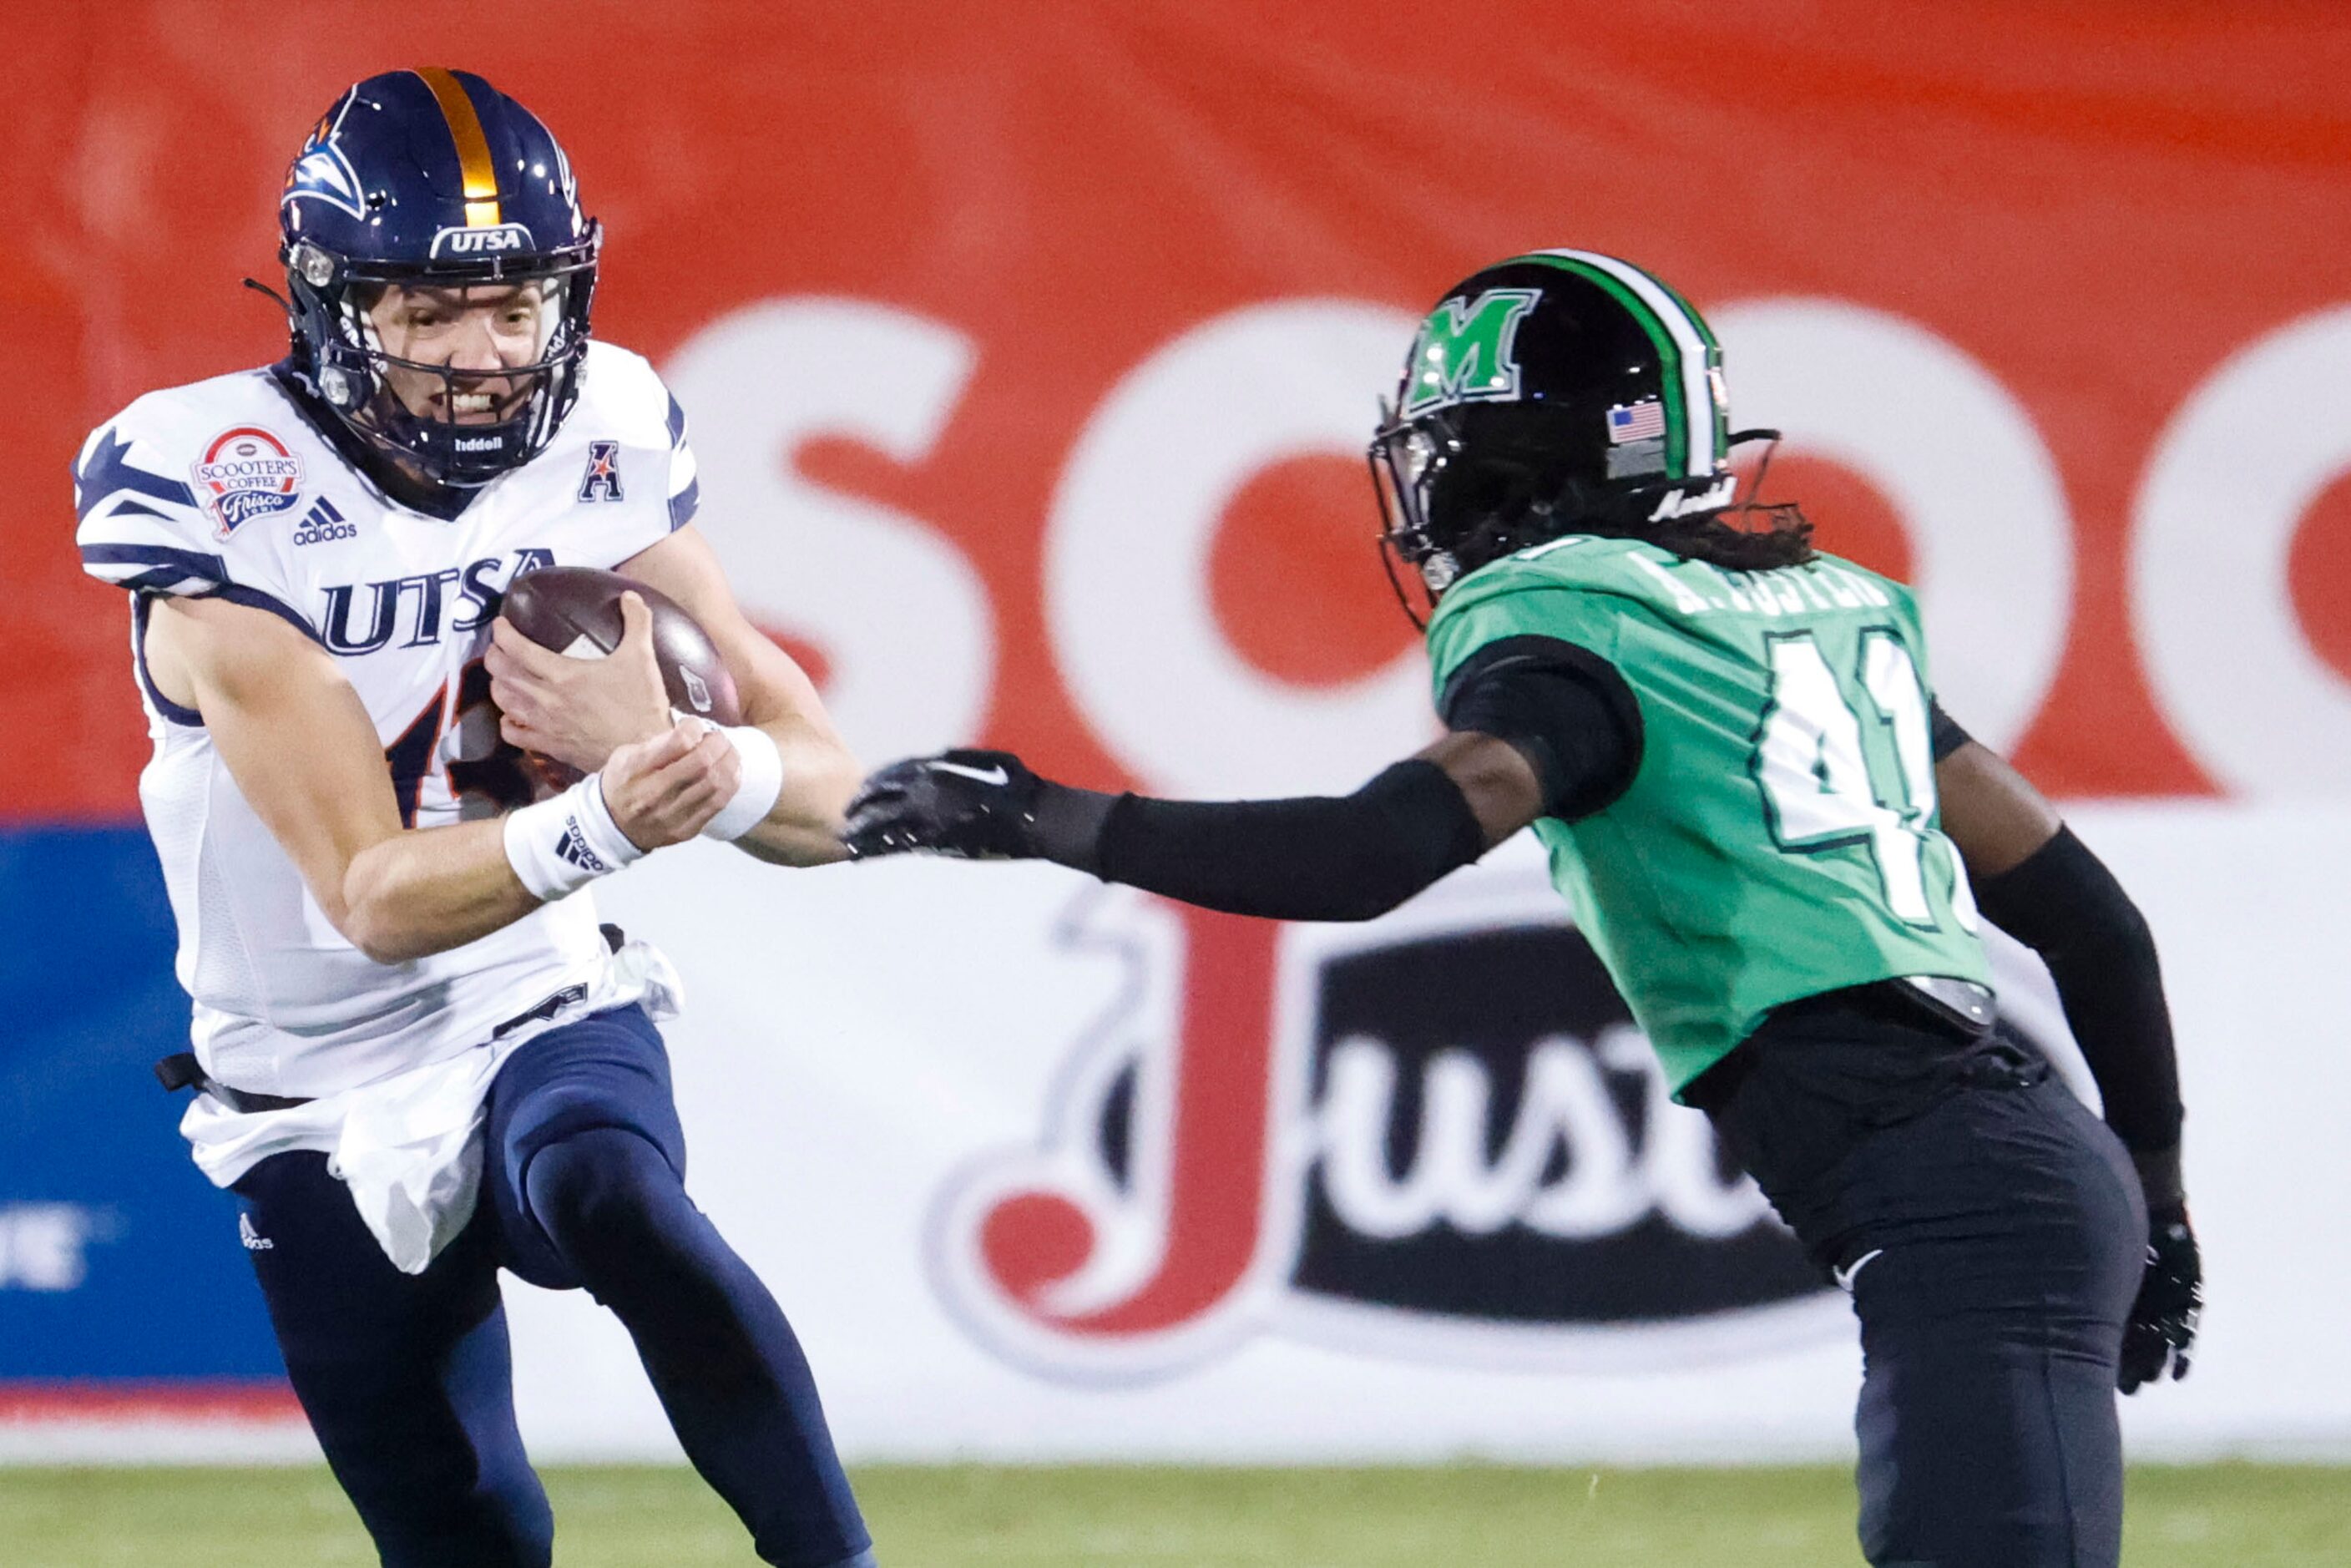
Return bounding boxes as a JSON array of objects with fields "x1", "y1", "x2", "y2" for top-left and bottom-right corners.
[
  {"x1": 699, "y1": 724, "x2": 786, "y2": 842},
  {"x1": 503, "y1": 775, "x2": 646, "y2": 902}
]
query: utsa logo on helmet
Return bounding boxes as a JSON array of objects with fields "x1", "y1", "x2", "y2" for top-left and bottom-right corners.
[{"x1": 430, "y1": 224, "x2": 533, "y2": 258}]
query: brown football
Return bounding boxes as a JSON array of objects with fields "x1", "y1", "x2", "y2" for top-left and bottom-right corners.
[{"x1": 497, "y1": 566, "x2": 743, "y2": 787}]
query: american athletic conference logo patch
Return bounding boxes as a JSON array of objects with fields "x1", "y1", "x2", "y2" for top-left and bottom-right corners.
[
  {"x1": 578, "y1": 441, "x2": 624, "y2": 503},
  {"x1": 190, "y1": 427, "x2": 305, "y2": 539}
]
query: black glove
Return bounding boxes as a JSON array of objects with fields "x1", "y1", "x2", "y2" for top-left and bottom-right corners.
[
  {"x1": 842, "y1": 749, "x2": 1051, "y2": 861},
  {"x1": 2117, "y1": 1211, "x2": 2202, "y2": 1393}
]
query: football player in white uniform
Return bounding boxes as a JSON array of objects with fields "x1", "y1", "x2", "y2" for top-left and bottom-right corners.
[{"x1": 73, "y1": 69, "x2": 876, "y2": 1568}]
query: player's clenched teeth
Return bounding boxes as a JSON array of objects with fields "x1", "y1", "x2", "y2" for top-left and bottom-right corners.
[{"x1": 451, "y1": 392, "x2": 498, "y2": 417}]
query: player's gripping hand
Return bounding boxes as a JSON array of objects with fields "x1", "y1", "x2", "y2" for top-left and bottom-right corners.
[
  {"x1": 842, "y1": 750, "x2": 1047, "y2": 860},
  {"x1": 603, "y1": 719, "x2": 742, "y2": 849},
  {"x1": 2118, "y1": 1211, "x2": 2202, "y2": 1393},
  {"x1": 489, "y1": 591, "x2": 672, "y2": 773}
]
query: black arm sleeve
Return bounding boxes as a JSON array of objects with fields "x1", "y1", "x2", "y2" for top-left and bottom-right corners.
[
  {"x1": 1436, "y1": 635, "x2": 1644, "y2": 820},
  {"x1": 1079, "y1": 760, "x2": 1488, "y2": 923},
  {"x1": 1974, "y1": 824, "x2": 2184, "y2": 1173},
  {"x1": 1929, "y1": 698, "x2": 1971, "y2": 761}
]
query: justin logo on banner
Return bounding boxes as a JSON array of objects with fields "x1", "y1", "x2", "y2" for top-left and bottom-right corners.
[{"x1": 928, "y1": 852, "x2": 1858, "y2": 1382}]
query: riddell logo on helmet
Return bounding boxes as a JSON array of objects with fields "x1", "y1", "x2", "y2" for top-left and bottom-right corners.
[
  {"x1": 1649, "y1": 473, "x2": 1738, "y2": 521},
  {"x1": 925, "y1": 865, "x2": 1853, "y2": 1383},
  {"x1": 430, "y1": 223, "x2": 534, "y2": 258}
]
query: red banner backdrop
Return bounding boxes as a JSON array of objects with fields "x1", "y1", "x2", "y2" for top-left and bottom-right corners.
[{"x1": 11, "y1": 1, "x2": 2351, "y2": 822}]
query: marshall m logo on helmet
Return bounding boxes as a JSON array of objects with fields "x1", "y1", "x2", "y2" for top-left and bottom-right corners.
[
  {"x1": 1399, "y1": 288, "x2": 1542, "y2": 417},
  {"x1": 926, "y1": 860, "x2": 1858, "y2": 1383}
]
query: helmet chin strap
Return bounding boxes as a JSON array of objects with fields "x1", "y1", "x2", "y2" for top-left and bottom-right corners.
[
  {"x1": 1724, "y1": 427, "x2": 1784, "y2": 522},
  {"x1": 1376, "y1": 528, "x2": 1433, "y2": 632}
]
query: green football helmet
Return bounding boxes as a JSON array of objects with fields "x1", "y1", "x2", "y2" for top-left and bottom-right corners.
[{"x1": 1369, "y1": 250, "x2": 1760, "y2": 606}]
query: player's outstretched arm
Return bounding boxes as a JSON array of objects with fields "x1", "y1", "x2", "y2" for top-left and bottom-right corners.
[
  {"x1": 146, "y1": 596, "x2": 736, "y2": 963},
  {"x1": 844, "y1": 633, "x2": 1638, "y2": 919},
  {"x1": 1934, "y1": 718, "x2": 2201, "y2": 1392},
  {"x1": 840, "y1": 729, "x2": 1553, "y2": 923},
  {"x1": 843, "y1": 743, "x2": 1478, "y2": 919},
  {"x1": 610, "y1": 528, "x2": 860, "y2": 867}
]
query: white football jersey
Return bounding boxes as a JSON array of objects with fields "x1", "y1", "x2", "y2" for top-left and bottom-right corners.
[{"x1": 75, "y1": 341, "x2": 698, "y2": 1099}]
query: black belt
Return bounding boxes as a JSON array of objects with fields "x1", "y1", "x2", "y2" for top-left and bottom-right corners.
[
  {"x1": 155, "y1": 960, "x2": 613, "y2": 1116},
  {"x1": 1895, "y1": 974, "x2": 1997, "y2": 1035},
  {"x1": 152, "y1": 1051, "x2": 311, "y2": 1115},
  {"x1": 1686, "y1": 973, "x2": 1999, "y2": 1115},
  {"x1": 1755, "y1": 974, "x2": 1995, "y2": 1041}
]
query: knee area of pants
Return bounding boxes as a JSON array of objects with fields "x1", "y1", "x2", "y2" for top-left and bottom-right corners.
[{"x1": 524, "y1": 1126, "x2": 679, "y2": 1247}]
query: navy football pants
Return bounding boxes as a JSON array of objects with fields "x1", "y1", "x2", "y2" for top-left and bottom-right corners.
[
  {"x1": 232, "y1": 1005, "x2": 874, "y2": 1568},
  {"x1": 1796, "y1": 1068, "x2": 2146, "y2": 1567}
]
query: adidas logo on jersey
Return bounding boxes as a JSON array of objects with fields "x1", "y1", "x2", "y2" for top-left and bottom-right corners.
[
  {"x1": 239, "y1": 1213, "x2": 275, "y2": 1252},
  {"x1": 291, "y1": 496, "x2": 356, "y2": 546}
]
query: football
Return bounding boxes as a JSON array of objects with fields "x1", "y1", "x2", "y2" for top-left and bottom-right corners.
[{"x1": 497, "y1": 567, "x2": 743, "y2": 785}]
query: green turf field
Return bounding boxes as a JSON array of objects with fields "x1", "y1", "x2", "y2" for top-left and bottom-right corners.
[{"x1": 3, "y1": 1463, "x2": 2346, "y2": 1565}]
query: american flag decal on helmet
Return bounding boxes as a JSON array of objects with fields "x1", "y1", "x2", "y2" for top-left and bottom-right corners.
[{"x1": 1607, "y1": 399, "x2": 1666, "y2": 445}]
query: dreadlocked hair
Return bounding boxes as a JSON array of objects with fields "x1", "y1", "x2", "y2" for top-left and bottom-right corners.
[
  {"x1": 1576, "y1": 500, "x2": 1817, "y2": 570},
  {"x1": 1440, "y1": 487, "x2": 1817, "y2": 577},
  {"x1": 1421, "y1": 412, "x2": 1818, "y2": 578}
]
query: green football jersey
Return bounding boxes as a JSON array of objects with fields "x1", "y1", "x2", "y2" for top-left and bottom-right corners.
[{"x1": 1424, "y1": 535, "x2": 1993, "y2": 1096}]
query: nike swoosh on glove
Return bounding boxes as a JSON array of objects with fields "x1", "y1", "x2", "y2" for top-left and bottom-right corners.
[
  {"x1": 2118, "y1": 1212, "x2": 2202, "y2": 1394},
  {"x1": 842, "y1": 749, "x2": 1046, "y2": 860}
]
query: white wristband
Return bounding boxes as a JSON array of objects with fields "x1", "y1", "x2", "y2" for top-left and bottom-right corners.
[
  {"x1": 700, "y1": 724, "x2": 786, "y2": 842},
  {"x1": 503, "y1": 775, "x2": 647, "y2": 902}
]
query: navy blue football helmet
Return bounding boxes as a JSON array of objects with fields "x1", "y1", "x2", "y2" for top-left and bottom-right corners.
[{"x1": 279, "y1": 68, "x2": 600, "y2": 487}]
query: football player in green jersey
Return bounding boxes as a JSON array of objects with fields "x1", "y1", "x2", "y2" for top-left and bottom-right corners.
[{"x1": 845, "y1": 251, "x2": 2198, "y2": 1568}]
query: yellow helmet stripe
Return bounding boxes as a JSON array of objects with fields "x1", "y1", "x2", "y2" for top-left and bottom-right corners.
[{"x1": 412, "y1": 67, "x2": 502, "y2": 227}]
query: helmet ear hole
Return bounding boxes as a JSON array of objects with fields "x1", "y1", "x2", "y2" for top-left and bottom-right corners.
[{"x1": 1428, "y1": 459, "x2": 1520, "y2": 541}]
